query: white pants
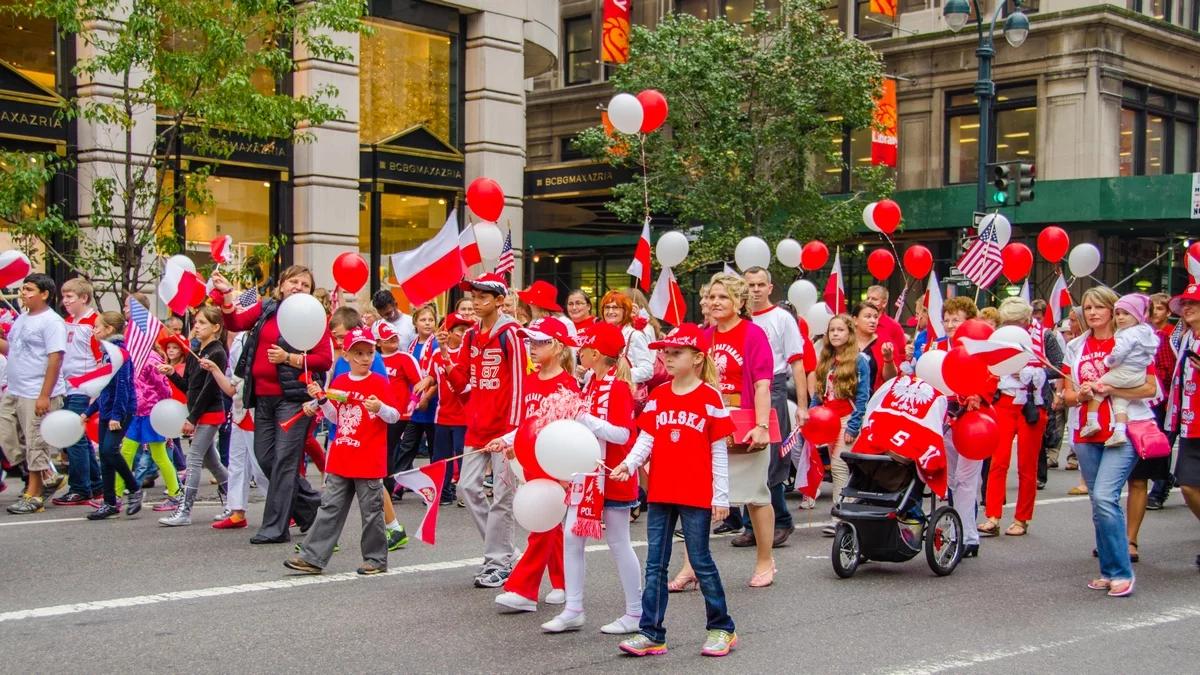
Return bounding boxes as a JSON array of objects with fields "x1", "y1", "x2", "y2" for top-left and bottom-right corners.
[
  {"x1": 228, "y1": 426, "x2": 268, "y2": 512},
  {"x1": 562, "y1": 506, "x2": 642, "y2": 617},
  {"x1": 945, "y1": 433, "x2": 983, "y2": 546}
]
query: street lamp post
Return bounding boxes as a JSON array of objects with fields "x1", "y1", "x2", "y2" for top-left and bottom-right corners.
[{"x1": 943, "y1": 0, "x2": 1030, "y2": 213}]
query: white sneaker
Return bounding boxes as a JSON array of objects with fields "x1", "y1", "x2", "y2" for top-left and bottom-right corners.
[
  {"x1": 544, "y1": 588, "x2": 566, "y2": 605},
  {"x1": 600, "y1": 614, "x2": 642, "y2": 635},
  {"x1": 495, "y1": 591, "x2": 537, "y2": 612},
  {"x1": 799, "y1": 496, "x2": 817, "y2": 510},
  {"x1": 212, "y1": 508, "x2": 233, "y2": 522},
  {"x1": 541, "y1": 612, "x2": 585, "y2": 633},
  {"x1": 1104, "y1": 428, "x2": 1128, "y2": 448},
  {"x1": 1079, "y1": 422, "x2": 1102, "y2": 437}
]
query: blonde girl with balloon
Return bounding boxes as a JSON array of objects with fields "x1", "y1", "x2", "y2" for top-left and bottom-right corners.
[{"x1": 484, "y1": 317, "x2": 578, "y2": 613}]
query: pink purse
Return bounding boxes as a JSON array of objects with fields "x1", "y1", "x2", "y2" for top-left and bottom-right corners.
[{"x1": 1126, "y1": 419, "x2": 1170, "y2": 460}]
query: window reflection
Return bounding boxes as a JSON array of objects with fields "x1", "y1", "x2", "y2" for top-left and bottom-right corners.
[
  {"x1": 360, "y1": 18, "x2": 452, "y2": 145},
  {"x1": 0, "y1": 2, "x2": 56, "y2": 90}
]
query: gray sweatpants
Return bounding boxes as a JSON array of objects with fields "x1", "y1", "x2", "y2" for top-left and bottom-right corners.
[
  {"x1": 299, "y1": 473, "x2": 387, "y2": 569},
  {"x1": 460, "y1": 448, "x2": 516, "y2": 571},
  {"x1": 184, "y1": 423, "x2": 230, "y2": 502}
]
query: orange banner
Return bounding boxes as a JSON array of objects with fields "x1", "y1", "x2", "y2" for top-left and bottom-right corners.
[
  {"x1": 601, "y1": 0, "x2": 631, "y2": 64},
  {"x1": 870, "y1": 0, "x2": 897, "y2": 19},
  {"x1": 871, "y1": 79, "x2": 898, "y2": 168}
]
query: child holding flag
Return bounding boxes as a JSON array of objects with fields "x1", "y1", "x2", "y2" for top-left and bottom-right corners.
[{"x1": 85, "y1": 312, "x2": 142, "y2": 520}]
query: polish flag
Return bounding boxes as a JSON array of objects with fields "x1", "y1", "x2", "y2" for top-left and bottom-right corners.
[
  {"x1": 459, "y1": 223, "x2": 482, "y2": 268},
  {"x1": 626, "y1": 218, "x2": 652, "y2": 293},
  {"x1": 158, "y1": 264, "x2": 206, "y2": 315},
  {"x1": 390, "y1": 210, "x2": 466, "y2": 308},
  {"x1": 823, "y1": 249, "x2": 846, "y2": 315},
  {"x1": 67, "y1": 341, "x2": 128, "y2": 399},
  {"x1": 1045, "y1": 273, "x2": 1071, "y2": 327},
  {"x1": 210, "y1": 235, "x2": 233, "y2": 264},
  {"x1": 925, "y1": 269, "x2": 946, "y2": 340},
  {"x1": 649, "y1": 266, "x2": 687, "y2": 326},
  {"x1": 960, "y1": 337, "x2": 1029, "y2": 368},
  {"x1": 0, "y1": 250, "x2": 31, "y2": 288},
  {"x1": 393, "y1": 460, "x2": 448, "y2": 545}
]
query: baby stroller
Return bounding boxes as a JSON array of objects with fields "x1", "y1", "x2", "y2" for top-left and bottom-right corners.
[{"x1": 829, "y1": 451, "x2": 963, "y2": 578}]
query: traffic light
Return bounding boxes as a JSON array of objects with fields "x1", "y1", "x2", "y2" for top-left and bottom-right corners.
[
  {"x1": 991, "y1": 163, "x2": 1012, "y2": 205},
  {"x1": 1016, "y1": 162, "x2": 1036, "y2": 204}
]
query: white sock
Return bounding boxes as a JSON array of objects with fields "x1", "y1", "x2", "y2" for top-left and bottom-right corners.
[
  {"x1": 1085, "y1": 412, "x2": 1099, "y2": 427},
  {"x1": 387, "y1": 519, "x2": 402, "y2": 532},
  {"x1": 604, "y1": 507, "x2": 644, "y2": 618},
  {"x1": 1112, "y1": 423, "x2": 1126, "y2": 435},
  {"x1": 563, "y1": 509, "x2": 587, "y2": 614}
]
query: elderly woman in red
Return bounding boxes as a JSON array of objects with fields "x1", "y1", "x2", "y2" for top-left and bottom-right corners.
[{"x1": 211, "y1": 267, "x2": 333, "y2": 545}]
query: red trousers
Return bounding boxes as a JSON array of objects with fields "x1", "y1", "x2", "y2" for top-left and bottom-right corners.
[
  {"x1": 503, "y1": 525, "x2": 564, "y2": 601},
  {"x1": 985, "y1": 396, "x2": 1046, "y2": 521}
]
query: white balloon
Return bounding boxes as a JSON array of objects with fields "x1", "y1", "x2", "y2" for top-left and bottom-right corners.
[
  {"x1": 655, "y1": 231, "x2": 689, "y2": 268},
  {"x1": 788, "y1": 280, "x2": 818, "y2": 314},
  {"x1": 863, "y1": 203, "x2": 881, "y2": 233},
  {"x1": 915, "y1": 350, "x2": 953, "y2": 396},
  {"x1": 1067, "y1": 243, "x2": 1101, "y2": 278},
  {"x1": 981, "y1": 213, "x2": 1012, "y2": 247},
  {"x1": 988, "y1": 324, "x2": 1034, "y2": 377},
  {"x1": 776, "y1": 238, "x2": 802, "y2": 269},
  {"x1": 734, "y1": 236, "x2": 771, "y2": 272},
  {"x1": 149, "y1": 399, "x2": 189, "y2": 438},
  {"x1": 165, "y1": 254, "x2": 196, "y2": 273},
  {"x1": 513, "y1": 479, "x2": 568, "y2": 533},
  {"x1": 474, "y1": 222, "x2": 505, "y2": 261},
  {"x1": 276, "y1": 293, "x2": 327, "y2": 351},
  {"x1": 804, "y1": 302, "x2": 834, "y2": 336},
  {"x1": 40, "y1": 409, "x2": 85, "y2": 449},
  {"x1": 607, "y1": 93, "x2": 644, "y2": 135},
  {"x1": 535, "y1": 419, "x2": 602, "y2": 482}
]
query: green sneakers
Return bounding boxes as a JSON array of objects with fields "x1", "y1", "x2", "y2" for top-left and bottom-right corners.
[
  {"x1": 701, "y1": 630, "x2": 738, "y2": 657},
  {"x1": 387, "y1": 526, "x2": 408, "y2": 551}
]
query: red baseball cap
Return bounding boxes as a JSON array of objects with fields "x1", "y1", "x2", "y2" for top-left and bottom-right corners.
[
  {"x1": 372, "y1": 320, "x2": 398, "y2": 342},
  {"x1": 521, "y1": 317, "x2": 579, "y2": 347},
  {"x1": 442, "y1": 312, "x2": 474, "y2": 332},
  {"x1": 1169, "y1": 282, "x2": 1200, "y2": 315},
  {"x1": 649, "y1": 323, "x2": 710, "y2": 353},
  {"x1": 580, "y1": 322, "x2": 625, "y2": 359},
  {"x1": 460, "y1": 272, "x2": 508, "y2": 297},
  {"x1": 342, "y1": 326, "x2": 376, "y2": 352},
  {"x1": 517, "y1": 280, "x2": 562, "y2": 312}
]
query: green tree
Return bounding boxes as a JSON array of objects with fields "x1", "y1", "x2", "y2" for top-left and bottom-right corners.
[
  {"x1": 0, "y1": 0, "x2": 364, "y2": 303},
  {"x1": 574, "y1": 0, "x2": 891, "y2": 276}
]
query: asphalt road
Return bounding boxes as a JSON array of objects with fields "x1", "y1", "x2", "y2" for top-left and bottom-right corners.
[{"x1": 1, "y1": 466, "x2": 1198, "y2": 674}]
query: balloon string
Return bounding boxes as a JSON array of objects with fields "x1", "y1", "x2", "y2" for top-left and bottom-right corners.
[{"x1": 639, "y1": 133, "x2": 651, "y2": 224}]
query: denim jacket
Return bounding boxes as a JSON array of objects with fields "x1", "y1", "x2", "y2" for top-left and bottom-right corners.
[{"x1": 847, "y1": 353, "x2": 872, "y2": 437}]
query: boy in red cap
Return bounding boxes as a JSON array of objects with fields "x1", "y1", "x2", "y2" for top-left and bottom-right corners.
[{"x1": 284, "y1": 327, "x2": 400, "y2": 576}]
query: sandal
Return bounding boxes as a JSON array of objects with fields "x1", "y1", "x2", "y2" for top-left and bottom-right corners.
[
  {"x1": 1087, "y1": 578, "x2": 1111, "y2": 591},
  {"x1": 667, "y1": 574, "x2": 698, "y2": 593},
  {"x1": 1067, "y1": 485, "x2": 1089, "y2": 496},
  {"x1": 1005, "y1": 520, "x2": 1029, "y2": 536},
  {"x1": 977, "y1": 519, "x2": 1001, "y2": 537}
]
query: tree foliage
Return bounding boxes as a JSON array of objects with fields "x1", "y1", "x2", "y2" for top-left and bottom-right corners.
[
  {"x1": 0, "y1": 0, "x2": 364, "y2": 304},
  {"x1": 574, "y1": 0, "x2": 892, "y2": 275}
]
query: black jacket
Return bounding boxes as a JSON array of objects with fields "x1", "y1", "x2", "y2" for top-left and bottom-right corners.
[{"x1": 169, "y1": 340, "x2": 228, "y2": 425}]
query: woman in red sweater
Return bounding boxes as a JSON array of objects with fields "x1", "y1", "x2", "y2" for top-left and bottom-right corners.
[{"x1": 211, "y1": 267, "x2": 333, "y2": 545}]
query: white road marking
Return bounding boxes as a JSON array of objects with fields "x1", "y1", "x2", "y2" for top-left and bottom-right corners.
[
  {"x1": 882, "y1": 606, "x2": 1200, "y2": 675},
  {"x1": 0, "y1": 516, "x2": 85, "y2": 527}
]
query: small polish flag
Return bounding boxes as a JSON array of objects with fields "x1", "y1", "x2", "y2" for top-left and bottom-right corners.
[
  {"x1": 925, "y1": 269, "x2": 945, "y2": 340},
  {"x1": 960, "y1": 337, "x2": 1029, "y2": 368},
  {"x1": 649, "y1": 266, "x2": 687, "y2": 326},
  {"x1": 823, "y1": 249, "x2": 846, "y2": 315},
  {"x1": 67, "y1": 341, "x2": 128, "y2": 399},
  {"x1": 459, "y1": 223, "x2": 482, "y2": 268},
  {"x1": 158, "y1": 264, "x2": 206, "y2": 315},
  {"x1": 210, "y1": 235, "x2": 233, "y2": 265},
  {"x1": 627, "y1": 217, "x2": 652, "y2": 293},
  {"x1": 0, "y1": 250, "x2": 32, "y2": 288},
  {"x1": 390, "y1": 210, "x2": 467, "y2": 308},
  {"x1": 393, "y1": 461, "x2": 448, "y2": 545},
  {"x1": 1045, "y1": 273, "x2": 1071, "y2": 327}
]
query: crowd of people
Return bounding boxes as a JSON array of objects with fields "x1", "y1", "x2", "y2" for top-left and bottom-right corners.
[{"x1": 1, "y1": 264, "x2": 1199, "y2": 657}]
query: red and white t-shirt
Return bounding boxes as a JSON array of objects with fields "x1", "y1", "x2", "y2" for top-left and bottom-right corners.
[
  {"x1": 752, "y1": 305, "x2": 805, "y2": 377},
  {"x1": 852, "y1": 375, "x2": 948, "y2": 497},
  {"x1": 324, "y1": 372, "x2": 397, "y2": 479},
  {"x1": 63, "y1": 310, "x2": 102, "y2": 397},
  {"x1": 1070, "y1": 335, "x2": 1118, "y2": 444},
  {"x1": 381, "y1": 350, "x2": 421, "y2": 420},
  {"x1": 433, "y1": 345, "x2": 467, "y2": 427},
  {"x1": 636, "y1": 383, "x2": 734, "y2": 509},
  {"x1": 710, "y1": 320, "x2": 749, "y2": 397},
  {"x1": 516, "y1": 370, "x2": 580, "y2": 423}
]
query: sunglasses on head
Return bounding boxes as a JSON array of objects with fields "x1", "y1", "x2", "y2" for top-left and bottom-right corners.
[{"x1": 528, "y1": 338, "x2": 554, "y2": 348}]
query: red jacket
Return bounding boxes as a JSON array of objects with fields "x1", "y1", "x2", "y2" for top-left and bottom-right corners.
[
  {"x1": 583, "y1": 369, "x2": 638, "y2": 502},
  {"x1": 446, "y1": 315, "x2": 527, "y2": 447}
]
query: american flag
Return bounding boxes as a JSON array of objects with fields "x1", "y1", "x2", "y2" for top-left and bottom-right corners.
[
  {"x1": 495, "y1": 229, "x2": 515, "y2": 276},
  {"x1": 235, "y1": 287, "x2": 258, "y2": 309},
  {"x1": 956, "y1": 217, "x2": 1004, "y2": 288},
  {"x1": 126, "y1": 298, "x2": 164, "y2": 377}
]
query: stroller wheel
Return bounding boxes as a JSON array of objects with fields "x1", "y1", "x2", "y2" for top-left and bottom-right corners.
[
  {"x1": 831, "y1": 522, "x2": 861, "y2": 579},
  {"x1": 925, "y1": 505, "x2": 964, "y2": 576}
]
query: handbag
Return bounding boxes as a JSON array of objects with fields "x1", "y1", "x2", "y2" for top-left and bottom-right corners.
[
  {"x1": 726, "y1": 409, "x2": 782, "y2": 454},
  {"x1": 1126, "y1": 419, "x2": 1170, "y2": 460}
]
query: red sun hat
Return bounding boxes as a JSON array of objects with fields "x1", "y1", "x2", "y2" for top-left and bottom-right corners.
[
  {"x1": 442, "y1": 311, "x2": 475, "y2": 332},
  {"x1": 372, "y1": 320, "x2": 398, "y2": 342},
  {"x1": 517, "y1": 280, "x2": 562, "y2": 312},
  {"x1": 521, "y1": 317, "x2": 580, "y2": 347},
  {"x1": 342, "y1": 326, "x2": 377, "y2": 353},
  {"x1": 580, "y1": 321, "x2": 626, "y2": 359},
  {"x1": 649, "y1": 323, "x2": 710, "y2": 353},
  {"x1": 460, "y1": 272, "x2": 508, "y2": 297},
  {"x1": 1169, "y1": 282, "x2": 1200, "y2": 315},
  {"x1": 157, "y1": 333, "x2": 189, "y2": 354}
]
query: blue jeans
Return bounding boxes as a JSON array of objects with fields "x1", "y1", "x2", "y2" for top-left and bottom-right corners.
[
  {"x1": 63, "y1": 394, "x2": 101, "y2": 495},
  {"x1": 1074, "y1": 441, "x2": 1138, "y2": 582},
  {"x1": 433, "y1": 425, "x2": 465, "y2": 496},
  {"x1": 640, "y1": 503, "x2": 735, "y2": 643}
]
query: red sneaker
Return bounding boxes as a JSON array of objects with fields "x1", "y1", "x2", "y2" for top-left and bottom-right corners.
[{"x1": 213, "y1": 515, "x2": 248, "y2": 529}]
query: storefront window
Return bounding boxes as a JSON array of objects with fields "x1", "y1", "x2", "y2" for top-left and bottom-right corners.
[
  {"x1": 564, "y1": 15, "x2": 594, "y2": 86},
  {"x1": 359, "y1": 192, "x2": 451, "y2": 310},
  {"x1": 157, "y1": 172, "x2": 273, "y2": 282},
  {"x1": 945, "y1": 83, "x2": 1037, "y2": 184},
  {"x1": 0, "y1": 4, "x2": 56, "y2": 90},
  {"x1": 360, "y1": 18, "x2": 453, "y2": 146},
  {"x1": 0, "y1": 155, "x2": 47, "y2": 268}
]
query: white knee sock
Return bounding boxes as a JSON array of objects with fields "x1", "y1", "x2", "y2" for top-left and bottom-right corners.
[
  {"x1": 604, "y1": 507, "x2": 643, "y2": 618},
  {"x1": 562, "y1": 509, "x2": 587, "y2": 616}
]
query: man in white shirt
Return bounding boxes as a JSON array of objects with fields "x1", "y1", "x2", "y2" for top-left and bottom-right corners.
[
  {"x1": 372, "y1": 289, "x2": 416, "y2": 351},
  {"x1": 738, "y1": 266, "x2": 809, "y2": 547},
  {"x1": 0, "y1": 274, "x2": 68, "y2": 514}
]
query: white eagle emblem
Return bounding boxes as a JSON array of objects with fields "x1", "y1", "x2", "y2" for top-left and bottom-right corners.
[
  {"x1": 670, "y1": 429, "x2": 681, "y2": 442},
  {"x1": 337, "y1": 404, "x2": 363, "y2": 438},
  {"x1": 887, "y1": 376, "x2": 936, "y2": 415}
]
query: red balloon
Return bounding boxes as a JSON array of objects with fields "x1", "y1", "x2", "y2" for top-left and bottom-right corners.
[
  {"x1": 513, "y1": 422, "x2": 550, "y2": 482},
  {"x1": 637, "y1": 89, "x2": 669, "y2": 133},
  {"x1": 902, "y1": 245, "x2": 933, "y2": 279},
  {"x1": 952, "y1": 409, "x2": 998, "y2": 461},
  {"x1": 1001, "y1": 243, "x2": 1033, "y2": 283},
  {"x1": 952, "y1": 318, "x2": 994, "y2": 347},
  {"x1": 466, "y1": 177, "x2": 505, "y2": 222},
  {"x1": 802, "y1": 405, "x2": 842, "y2": 446},
  {"x1": 800, "y1": 241, "x2": 829, "y2": 272},
  {"x1": 942, "y1": 346, "x2": 994, "y2": 397},
  {"x1": 1036, "y1": 226, "x2": 1070, "y2": 264},
  {"x1": 332, "y1": 252, "x2": 369, "y2": 294},
  {"x1": 85, "y1": 414, "x2": 99, "y2": 445},
  {"x1": 866, "y1": 249, "x2": 895, "y2": 281},
  {"x1": 872, "y1": 199, "x2": 902, "y2": 234}
]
